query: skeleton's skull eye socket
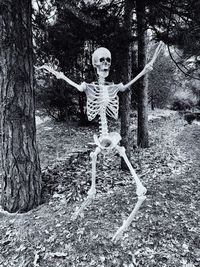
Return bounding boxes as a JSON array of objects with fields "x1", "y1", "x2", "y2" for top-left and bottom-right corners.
[{"x1": 99, "y1": 57, "x2": 111, "y2": 63}]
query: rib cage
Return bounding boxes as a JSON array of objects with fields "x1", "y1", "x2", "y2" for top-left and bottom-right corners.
[{"x1": 84, "y1": 83, "x2": 123, "y2": 122}]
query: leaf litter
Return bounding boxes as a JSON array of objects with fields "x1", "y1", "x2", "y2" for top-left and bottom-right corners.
[{"x1": 0, "y1": 111, "x2": 200, "y2": 266}]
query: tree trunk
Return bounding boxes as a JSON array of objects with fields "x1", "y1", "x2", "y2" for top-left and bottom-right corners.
[
  {"x1": 151, "y1": 91, "x2": 155, "y2": 111},
  {"x1": 0, "y1": 0, "x2": 42, "y2": 212},
  {"x1": 78, "y1": 93, "x2": 87, "y2": 126},
  {"x1": 136, "y1": 0, "x2": 149, "y2": 148},
  {"x1": 120, "y1": 0, "x2": 134, "y2": 169}
]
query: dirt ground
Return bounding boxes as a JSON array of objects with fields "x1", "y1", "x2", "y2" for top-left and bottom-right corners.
[{"x1": 0, "y1": 110, "x2": 199, "y2": 267}]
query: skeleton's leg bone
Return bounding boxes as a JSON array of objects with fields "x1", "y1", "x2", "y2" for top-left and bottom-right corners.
[
  {"x1": 116, "y1": 146, "x2": 147, "y2": 196},
  {"x1": 112, "y1": 145, "x2": 147, "y2": 242},
  {"x1": 112, "y1": 195, "x2": 146, "y2": 242},
  {"x1": 71, "y1": 147, "x2": 101, "y2": 221},
  {"x1": 88, "y1": 147, "x2": 101, "y2": 197}
]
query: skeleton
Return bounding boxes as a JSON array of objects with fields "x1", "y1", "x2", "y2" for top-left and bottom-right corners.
[{"x1": 36, "y1": 41, "x2": 164, "y2": 242}]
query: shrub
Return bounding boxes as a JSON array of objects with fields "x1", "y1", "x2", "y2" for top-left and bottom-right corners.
[
  {"x1": 35, "y1": 72, "x2": 81, "y2": 122},
  {"x1": 171, "y1": 90, "x2": 197, "y2": 111}
]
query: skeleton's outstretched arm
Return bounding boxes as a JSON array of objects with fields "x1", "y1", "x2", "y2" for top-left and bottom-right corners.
[
  {"x1": 35, "y1": 65, "x2": 83, "y2": 92},
  {"x1": 121, "y1": 41, "x2": 165, "y2": 91}
]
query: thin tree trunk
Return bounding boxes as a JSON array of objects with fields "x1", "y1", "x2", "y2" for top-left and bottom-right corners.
[
  {"x1": 120, "y1": 0, "x2": 134, "y2": 169},
  {"x1": 151, "y1": 91, "x2": 155, "y2": 110},
  {"x1": 0, "y1": 0, "x2": 42, "y2": 212},
  {"x1": 79, "y1": 93, "x2": 87, "y2": 125},
  {"x1": 136, "y1": 0, "x2": 149, "y2": 148}
]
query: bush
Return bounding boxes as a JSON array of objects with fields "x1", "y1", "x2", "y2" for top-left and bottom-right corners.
[
  {"x1": 35, "y1": 71, "x2": 84, "y2": 122},
  {"x1": 171, "y1": 90, "x2": 197, "y2": 111}
]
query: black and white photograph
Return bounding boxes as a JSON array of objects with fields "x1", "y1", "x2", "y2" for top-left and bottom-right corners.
[{"x1": 0, "y1": 0, "x2": 199, "y2": 266}]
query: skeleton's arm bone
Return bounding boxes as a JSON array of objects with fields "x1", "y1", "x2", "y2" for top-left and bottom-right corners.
[
  {"x1": 121, "y1": 41, "x2": 165, "y2": 91},
  {"x1": 121, "y1": 69, "x2": 146, "y2": 91},
  {"x1": 149, "y1": 41, "x2": 165, "y2": 65},
  {"x1": 35, "y1": 65, "x2": 84, "y2": 92}
]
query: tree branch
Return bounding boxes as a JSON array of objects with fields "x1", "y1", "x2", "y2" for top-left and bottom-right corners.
[{"x1": 63, "y1": 2, "x2": 101, "y2": 27}]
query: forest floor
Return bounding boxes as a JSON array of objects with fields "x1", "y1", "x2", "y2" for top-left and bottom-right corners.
[{"x1": 0, "y1": 109, "x2": 200, "y2": 267}]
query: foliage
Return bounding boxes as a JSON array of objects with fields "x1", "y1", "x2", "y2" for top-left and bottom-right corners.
[
  {"x1": 35, "y1": 68, "x2": 81, "y2": 122},
  {"x1": 148, "y1": 45, "x2": 177, "y2": 109},
  {"x1": 171, "y1": 90, "x2": 198, "y2": 111},
  {"x1": 146, "y1": 0, "x2": 200, "y2": 82},
  {"x1": 33, "y1": 0, "x2": 127, "y2": 123},
  {"x1": 33, "y1": 0, "x2": 87, "y2": 122}
]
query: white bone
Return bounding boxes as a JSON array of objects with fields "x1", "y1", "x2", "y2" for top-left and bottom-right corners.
[
  {"x1": 84, "y1": 83, "x2": 122, "y2": 124},
  {"x1": 35, "y1": 65, "x2": 83, "y2": 92},
  {"x1": 71, "y1": 146, "x2": 101, "y2": 221},
  {"x1": 93, "y1": 132, "x2": 121, "y2": 151},
  {"x1": 123, "y1": 41, "x2": 165, "y2": 90},
  {"x1": 112, "y1": 195, "x2": 146, "y2": 242},
  {"x1": 88, "y1": 147, "x2": 101, "y2": 197},
  {"x1": 92, "y1": 47, "x2": 111, "y2": 79},
  {"x1": 111, "y1": 145, "x2": 147, "y2": 242},
  {"x1": 37, "y1": 43, "x2": 164, "y2": 240},
  {"x1": 116, "y1": 145, "x2": 147, "y2": 196},
  {"x1": 150, "y1": 41, "x2": 165, "y2": 65}
]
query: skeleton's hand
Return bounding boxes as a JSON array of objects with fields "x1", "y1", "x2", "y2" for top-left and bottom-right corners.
[
  {"x1": 35, "y1": 65, "x2": 65, "y2": 79},
  {"x1": 55, "y1": 71, "x2": 65, "y2": 80}
]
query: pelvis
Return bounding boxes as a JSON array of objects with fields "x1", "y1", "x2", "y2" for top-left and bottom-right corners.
[{"x1": 93, "y1": 132, "x2": 121, "y2": 152}]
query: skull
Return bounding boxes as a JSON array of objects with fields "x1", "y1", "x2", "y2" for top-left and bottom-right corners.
[{"x1": 92, "y1": 47, "x2": 111, "y2": 78}]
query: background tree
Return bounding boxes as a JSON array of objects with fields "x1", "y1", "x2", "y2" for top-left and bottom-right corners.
[
  {"x1": 136, "y1": 0, "x2": 149, "y2": 148},
  {"x1": 0, "y1": 0, "x2": 42, "y2": 212},
  {"x1": 119, "y1": 0, "x2": 135, "y2": 168},
  {"x1": 148, "y1": 47, "x2": 176, "y2": 110},
  {"x1": 33, "y1": 0, "x2": 127, "y2": 125},
  {"x1": 33, "y1": 0, "x2": 200, "y2": 158}
]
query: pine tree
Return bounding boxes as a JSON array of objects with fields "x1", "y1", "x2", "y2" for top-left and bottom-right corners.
[{"x1": 0, "y1": 0, "x2": 42, "y2": 212}]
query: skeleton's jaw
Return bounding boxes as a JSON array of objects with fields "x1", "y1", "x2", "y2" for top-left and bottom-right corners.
[{"x1": 96, "y1": 65, "x2": 110, "y2": 84}]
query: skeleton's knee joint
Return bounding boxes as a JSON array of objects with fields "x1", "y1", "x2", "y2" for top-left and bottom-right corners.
[
  {"x1": 136, "y1": 186, "x2": 147, "y2": 197},
  {"x1": 117, "y1": 146, "x2": 126, "y2": 155},
  {"x1": 90, "y1": 148, "x2": 101, "y2": 159},
  {"x1": 90, "y1": 151, "x2": 96, "y2": 159}
]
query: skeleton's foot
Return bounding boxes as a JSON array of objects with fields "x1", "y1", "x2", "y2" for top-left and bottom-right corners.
[
  {"x1": 112, "y1": 225, "x2": 126, "y2": 243},
  {"x1": 71, "y1": 208, "x2": 80, "y2": 221},
  {"x1": 71, "y1": 197, "x2": 92, "y2": 221},
  {"x1": 71, "y1": 188, "x2": 96, "y2": 221}
]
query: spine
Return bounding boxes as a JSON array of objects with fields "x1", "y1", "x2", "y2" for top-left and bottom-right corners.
[
  {"x1": 99, "y1": 107, "x2": 108, "y2": 136},
  {"x1": 98, "y1": 78, "x2": 109, "y2": 136}
]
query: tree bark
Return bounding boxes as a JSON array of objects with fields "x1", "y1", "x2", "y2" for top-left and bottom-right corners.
[
  {"x1": 0, "y1": 0, "x2": 42, "y2": 212},
  {"x1": 120, "y1": 0, "x2": 134, "y2": 169},
  {"x1": 136, "y1": 0, "x2": 149, "y2": 148}
]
